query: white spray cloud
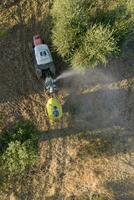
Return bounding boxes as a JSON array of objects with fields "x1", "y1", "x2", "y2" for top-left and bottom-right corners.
[
  {"x1": 56, "y1": 69, "x2": 81, "y2": 81},
  {"x1": 61, "y1": 67, "x2": 127, "y2": 129}
]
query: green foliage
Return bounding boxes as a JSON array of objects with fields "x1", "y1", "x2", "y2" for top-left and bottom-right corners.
[
  {"x1": 52, "y1": 0, "x2": 134, "y2": 68},
  {"x1": 0, "y1": 112, "x2": 5, "y2": 130},
  {"x1": 0, "y1": 120, "x2": 39, "y2": 152},
  {"x1": 52, "y1": 0, "x2": 89, "y2": 58},
  {"x1": 72, "y1": 25, "x2": 118, "y2": 68},
  {"x1": 0, "y1": 28, "x2": 7, "y2": 38},
  {"x1": 0, "y1": 120, "x2": 40, "y2": 175},
  {"x1": 2, "y1": 140, "x2": 38, "y2": 174}
]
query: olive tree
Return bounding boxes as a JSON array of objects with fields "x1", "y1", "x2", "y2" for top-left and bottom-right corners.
[{"x1": 51, "y1": 0, "x2": 134, "y2": 68}]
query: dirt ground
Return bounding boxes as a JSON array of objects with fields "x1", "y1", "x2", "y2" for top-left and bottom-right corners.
[{"x1": 0, "y1": 1, "x2": 134, "y2": 200}]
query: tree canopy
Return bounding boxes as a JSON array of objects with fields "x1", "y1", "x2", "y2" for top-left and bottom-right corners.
[{"x1": 51, "y1": 0, "x2": 134, "y2": 68}]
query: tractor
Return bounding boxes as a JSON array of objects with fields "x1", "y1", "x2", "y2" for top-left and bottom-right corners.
[{"x1": 33, "y1": 34, "x2": 63, "y2": 121}]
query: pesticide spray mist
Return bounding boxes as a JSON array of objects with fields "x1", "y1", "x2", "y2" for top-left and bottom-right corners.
[
  {"x1": 56, "y1": 70, "x2": 81, "y2": 81},
  {"x1": 58, "y1": 67, "x2": 128, "y2": 130}
]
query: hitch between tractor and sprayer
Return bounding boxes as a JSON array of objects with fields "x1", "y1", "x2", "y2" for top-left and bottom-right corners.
[
  {"x1": 43, "y1": 72, "x2": 63, "y2": 121},
  {"x1": 44, "y1": 76, "x2": 57, "y2": 94}
]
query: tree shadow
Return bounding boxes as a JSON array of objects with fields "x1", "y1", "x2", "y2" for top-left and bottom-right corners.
[
  {"x1": 106, "y1": 178, "x2": 134, "y2": 200},
  {"x1": 41, "y1": 123, "x2": 134, "y2": 159},
  {"x1": 38, "y1": 86, "x2": 134, "y2": 158},
  {"x1": 0, "y1": 119, "x2": 133, "y2": 200},
  {"x1": 63, "y1": 87, "x2": 134, "y2": 128},
  {"x1": 0, "y1": 0, "x2": 23, "y2": 9}
]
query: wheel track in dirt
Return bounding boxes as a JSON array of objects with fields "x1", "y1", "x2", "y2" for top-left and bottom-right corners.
[
  {"x1": 54, "y1": 137, "x2": 68, "y2": 195},
  {"x1": 40, "y1": 140, "x2": 53, "y2": 197},
  {"x1": 39, "y1": 137, "x2": 68, "y2": 197}
]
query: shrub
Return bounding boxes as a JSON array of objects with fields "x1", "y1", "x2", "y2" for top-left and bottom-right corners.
[
  {"x1": 0, "y1": 120, "x2": 40, "y2": 174},
  {"x1": 51, "y1": 0, "x2": 134, "y2": 68},
  {"x1": 0, "y1": 120, "x2": 39, "y2": 152},
  {"x1": 2, "y1": 140, "x2": 38, "y2": 174}
]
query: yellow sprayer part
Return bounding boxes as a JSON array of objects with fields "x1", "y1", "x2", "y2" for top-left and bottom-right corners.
[{"x1": 46, "y1": 97, "x2": 63, "y2": 121}]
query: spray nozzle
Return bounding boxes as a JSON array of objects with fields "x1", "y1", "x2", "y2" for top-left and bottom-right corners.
[{"x1": 45, "y1": 77, "x2": 57, "y2": 93}]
